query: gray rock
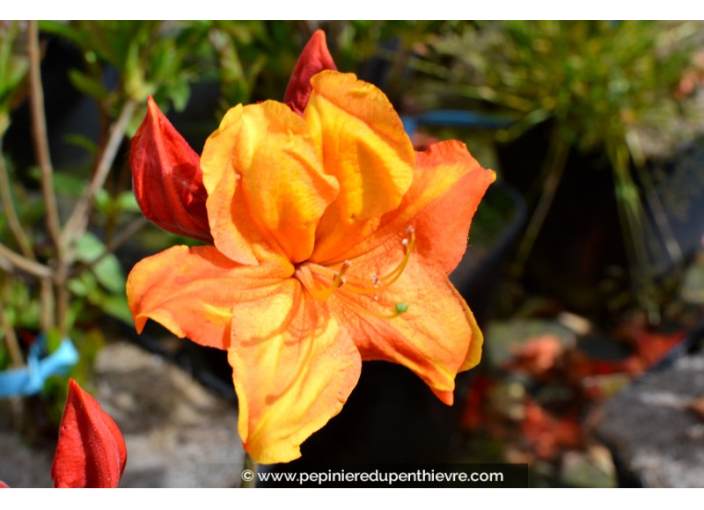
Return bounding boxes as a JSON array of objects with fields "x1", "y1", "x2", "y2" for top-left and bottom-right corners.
[{"x1": 596, "y1": 354, "x2": 704, "y2": 487}]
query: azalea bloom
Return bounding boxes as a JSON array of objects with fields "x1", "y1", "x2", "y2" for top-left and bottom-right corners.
[
  {"x1": 52, "y1": 379, "x2": 127, "y2": 488},
  {"x1": 127, "y1": 31, "x2": 494, "y2": 464}
]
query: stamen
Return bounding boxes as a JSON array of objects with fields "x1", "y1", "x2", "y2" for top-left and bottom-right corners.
[
  {"x1": 294, "y1": 226, "x2": 416, "y2": 313},
  {"x1": 341, "y1": 228, "x2": 416, "y2": 295}
]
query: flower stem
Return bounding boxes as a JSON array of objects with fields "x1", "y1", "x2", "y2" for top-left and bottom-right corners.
[{"x1": 241, "y1": 452, "x2": 258, "y2": 488}]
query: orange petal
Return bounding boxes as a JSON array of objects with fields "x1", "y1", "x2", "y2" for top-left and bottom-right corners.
[
  {"x1": 228, "y1": 279, "x2": 361, "y2": 464},
  {"x1": 410, "y1": 141, "x2": 496, "y2": 273},
  {"x1": 284, "y1": 30, "x2": 337, "y2": 114},
  {"x1": 304, "y1": 72, "x2": 415, "y2": 262},
  {"x1": 126, "y1": 245, "x2": 292, "y2": 350},
  {"x1": 201, "y1": 101, "x2": 338, "y2": 265},
  {"x1": 334, "y1": 250, "x2": 481, "y2": 405},
  {"x1": 324, "y1": 140, "x2": 495, "y2": 272},
  {"x1": 52, "y1": 379, "x2": 127, "y2": 488}
]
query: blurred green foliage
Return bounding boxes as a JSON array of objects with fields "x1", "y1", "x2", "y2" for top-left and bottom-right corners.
[
  {"x1": 411, "y1": 21, "x2": 704, "y2": 315},
  {"x1": 0, "y1": 21, "x2": 29, "y2": 135},
  {"x1": 415, "y1": 21, "x2": 703, "y2": 149},
  {"x1": 40, "y1": 21, "x2": 214, "y2": 112}
]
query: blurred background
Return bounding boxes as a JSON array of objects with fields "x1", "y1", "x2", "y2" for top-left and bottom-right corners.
[{"x1": 1, "y1": 20, "x2": 704, "y2": 487}]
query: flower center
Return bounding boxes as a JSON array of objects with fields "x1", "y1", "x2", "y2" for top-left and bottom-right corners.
[{"x1": 293, "y1": 226, "x2": 416, "y2": 319}]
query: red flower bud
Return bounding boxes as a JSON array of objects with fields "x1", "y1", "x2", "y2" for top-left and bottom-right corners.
[
  {"x1": 0, "y1": 480, "x2": 9, "y2": 488},
  {"x1": 51, "y1": 379, "x2": 127, "y2": 488},
  {"x1": 284, "y1": 30, "x2": 337, "y2": 114},
  {"x1": 131, "y1": 97, "x2": 213, "y2": 243}
]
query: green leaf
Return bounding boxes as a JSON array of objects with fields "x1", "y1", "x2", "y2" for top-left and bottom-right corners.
[
  {"x1": 93, "y1": 188, "x2": 110, "y2": 213},
  {"x1": 75, "y1": 232, "x2": 126, "y2": 294},
  {"x1": 5, "y1": 279, "x2": 40, "y2": 330},
  {"x1": 124, "y1": 42, "x2": 147, "y2": 101},
  {"x1": 117, "y1": 191, "x2": 141, "y2": 214},
  {"x1": 65, "y1": 300, "x2": 84, "y2": 332},
  {"x1": 52, "y1": 172, "x2": 87, "y2": 197},
  {"x1": 68, "y1": 272, "x2": 97, "y2": 297},
  {"x1": 39, "y1": 21, "x2": 89, "y2": 48},
  {"x1": 93, "y1": 253, "x2": 126, "y2": 294},
  {"x1": 63, "y1": 134, "x2": 99, "y2": 156},
  {"x1": 100, "y1": 294, "x2": 133, "y2": 324},
  {"x1": 68, "y1": 69, "x2": 109, "y2": 101},
  {"x1": 74, "y1": 231, "x2": 105, "y2": 261},
  {"x1": 0, "y1": 21, "x2": 28, "y2": 108},
  {"x1": 0, "y1": 344, "x2": 9, "y2": 371},
  {"x1": 45, "y1": 328, "x2": 62, "y2": 354},
  {"x1": 168, "y1": 80, "x2": 190, "y2": 112}
]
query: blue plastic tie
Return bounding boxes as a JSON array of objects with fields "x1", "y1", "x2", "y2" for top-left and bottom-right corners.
[{"x1": 0, "y1": 335, "x2": 79, "y2": 398}]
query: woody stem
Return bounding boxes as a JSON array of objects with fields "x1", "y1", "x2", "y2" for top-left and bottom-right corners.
[{"x1": 28, "y1": 20, "x2": 62, "y2": 254}]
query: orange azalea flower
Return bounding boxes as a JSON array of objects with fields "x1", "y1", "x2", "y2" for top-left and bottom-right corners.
[{"x1": 127, "y1": 31, "x2": 494, "y2": 464}]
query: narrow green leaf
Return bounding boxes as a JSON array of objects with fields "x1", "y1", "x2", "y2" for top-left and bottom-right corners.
[{"x1": 68, "y1": 69, "x2": 109, "y2": 101}]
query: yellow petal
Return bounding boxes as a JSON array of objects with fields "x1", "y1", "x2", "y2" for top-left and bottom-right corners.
[
  {"x1": 304, "y1": 72, "x2": 415, "y2": 262},
  {"x1": 229, "y1": 279, "x2": 361, "y2": 464},
  {"x1": 201, "y1": 101, "x2": 338, "y2": 265},
  {"x1": 333, "y1": 248, "x2": 480, "y2": 405},
  {"x1": 126, "y1": 245, "x2": 292, "y2": 350}
]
